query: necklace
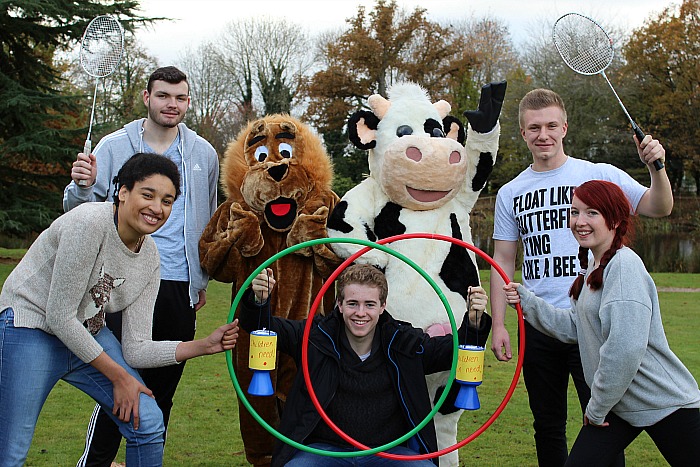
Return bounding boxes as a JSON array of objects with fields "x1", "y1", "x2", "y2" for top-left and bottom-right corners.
[{"x1": 134, "y1": 235, "x2": 145, "y2": 252}]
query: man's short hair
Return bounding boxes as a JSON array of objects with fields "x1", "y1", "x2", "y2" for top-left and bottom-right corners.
[
  {"x1": 518, "y1": 88, "x2": 567, "y2": 128},
  {"x1": 147, "y1": 66, "x2": 188, "y2": 94},
  {"x1": 336, "y1": 264, "x2": 388, "y2": 304}
]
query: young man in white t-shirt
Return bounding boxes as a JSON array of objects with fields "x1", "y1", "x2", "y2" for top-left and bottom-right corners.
[{"x1": 489, "y1": 88, "x2": 673, "y2": 466}]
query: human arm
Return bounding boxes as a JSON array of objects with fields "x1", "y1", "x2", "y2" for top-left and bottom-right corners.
[
  {"x1": 503, "y1": 282, "x2": 578, "y2": 343},
  {"x1": 173, "y1": 319, "x2": 239, "y2": 361},
  {"x1": 490, "y1": 239, "x2": 517, "y2": 361},
  {"x1": 634, "y1": 134, "x2": 673, "y2": 217}
]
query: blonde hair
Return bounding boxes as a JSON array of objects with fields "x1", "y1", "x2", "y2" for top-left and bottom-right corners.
[
  {"x1": 336, "y1": 264, "x2": 388, "y2": 304},
  {"x1": 519, "y1": 88, "x2": 567, "y2": 128}
]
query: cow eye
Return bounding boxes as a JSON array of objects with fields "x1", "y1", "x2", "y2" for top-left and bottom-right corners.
[
  {"x1": 279, "y1": 142, "x2": 293, "y2": 158},
  {"x1": 396, "y1": 125, "x2": 413, "y2": 137},
  {"x1": 254, "y1": 145, "x2": 269, "y2": 162},
  {"x1": 431, "y1": 127, "x2": 445, "y2": 138}
]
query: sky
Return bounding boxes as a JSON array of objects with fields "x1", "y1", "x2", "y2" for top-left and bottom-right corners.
[{"x1": 134, "y1": 0, "x2": 671, "y2": 65}]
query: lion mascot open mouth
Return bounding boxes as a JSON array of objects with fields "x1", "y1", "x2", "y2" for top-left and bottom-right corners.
[{"x1": 199, "y1": 114, "x2": 340, "y2": 466}]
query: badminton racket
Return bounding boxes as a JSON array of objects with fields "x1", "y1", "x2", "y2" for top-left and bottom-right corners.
[
  {"x1": 78, "y1": 15, "x2": 125, "y2": 186},
  {"x1": 552, "y1": 12, "x2": 663, "y2": 171}
]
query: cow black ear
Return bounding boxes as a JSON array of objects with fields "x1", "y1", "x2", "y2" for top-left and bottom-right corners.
[
  {"x1": 443, "y1": 115, "x2": 465, "y2": 145},
  {"x1": 348, "y1": 110, "x2": 379, "y2": 150}
]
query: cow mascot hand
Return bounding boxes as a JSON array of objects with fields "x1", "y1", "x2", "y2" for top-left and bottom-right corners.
[{"x1": 327, "y1": 82, "x2": 505, "y2": 466}]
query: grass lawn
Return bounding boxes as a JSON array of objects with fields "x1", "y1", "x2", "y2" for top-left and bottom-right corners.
[{"x1": 1, "y1": 263, "x2": 697, "y2": 466}]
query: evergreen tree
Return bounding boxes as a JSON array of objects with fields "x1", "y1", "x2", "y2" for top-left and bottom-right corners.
[{"x1": 0, "y1": 0, "x2": 146, "y2": 239}]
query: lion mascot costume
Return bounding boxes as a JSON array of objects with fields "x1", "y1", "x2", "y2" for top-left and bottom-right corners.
[
  {"x1": 327, "y1": 81, "x2": 506, "y2": 466},
  {"x1": 199, "y1": 114, "x2": 340, "y2": 466}
]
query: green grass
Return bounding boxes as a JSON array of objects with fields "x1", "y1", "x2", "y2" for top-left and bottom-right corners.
[{"x1": 1, "y1": 263, "x2": 698, "y2": 466}]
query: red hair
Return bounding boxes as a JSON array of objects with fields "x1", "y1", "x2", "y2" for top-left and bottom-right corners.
[{"x1": 569, "y1": 180, "x2": 635, "y2": 300}]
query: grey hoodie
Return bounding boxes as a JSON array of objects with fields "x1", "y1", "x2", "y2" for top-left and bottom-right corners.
[
  {"x1": 63, "y1": 119, "x2": 219, "y2": 306},
  {"x1": 518, "y1": 247, "x2": 700, "y2": 427}
]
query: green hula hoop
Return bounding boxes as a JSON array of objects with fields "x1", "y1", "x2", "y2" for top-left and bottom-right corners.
[{"x1": 227, "y1": 237, "x2": 458, "y2": 458}]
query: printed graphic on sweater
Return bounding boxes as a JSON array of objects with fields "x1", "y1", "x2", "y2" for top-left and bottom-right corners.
[{"x1": 85, "y1": 264, "x2": 125, "y2": 334}]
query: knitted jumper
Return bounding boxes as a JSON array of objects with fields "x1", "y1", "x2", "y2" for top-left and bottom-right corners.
[{"x1": 0, "y1": 202, "x2": 180, "y2": 368}]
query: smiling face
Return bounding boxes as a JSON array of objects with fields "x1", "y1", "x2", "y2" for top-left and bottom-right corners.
[
  {"x1": 337, "y1": 283, "x2": 386, "y2": 354},
  {"x1": 521, "y1": 106, "x2": 568, "y2": 171},
  {"x1": 570, "y1": 194, "x2": 616, "y2": 263},
  {"x1": 118, "y1": 174, "x2": 177, "y2": 241},
  {"x1": 144, "y1": 80, "x2": 190, "y2": 129}
]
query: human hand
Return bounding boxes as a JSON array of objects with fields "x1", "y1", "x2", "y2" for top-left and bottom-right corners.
[
  {"x1": 194, "y1": 289, "x2": 207, "y2": 311},
  {"x1": 111, "y1": 373, "x2": 153, "y2": 430},
  {"x1": 490, "y1": 324, "x2": 513, "y2": 361},
  {"x1": 634, "y1": 134, "x2": 665, "y2": 168},
  {"x1": 71, "y1": 151, "x2": 97, "y2": 187},
  {"x1": 503, "y1": 282, "x2": 521, "y2": 306},
  {"x1": 252, "y1": 268, "x2": 276, "y2": 303},
  {"x1": 466, "y1": 286, "x2": 488, "y2": 326},
  {"x1": 204, "y1": 319, "x2": 239, "y2": 354},
  {"x1": 583, "y1": 414, "x2": 609, "y2": 428}
]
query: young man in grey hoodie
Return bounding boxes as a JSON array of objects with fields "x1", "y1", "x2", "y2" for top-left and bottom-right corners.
[{"x1": 64, "y1": 66, "x2": 219, "y2": 467}]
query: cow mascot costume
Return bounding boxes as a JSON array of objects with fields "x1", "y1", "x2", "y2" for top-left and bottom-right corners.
[
  {"x1": 199, "y1": 114, "x2": 340, "y2": 466},
  {"x1": 327, "y1": 81, "x2": 506, "y2": 466}
]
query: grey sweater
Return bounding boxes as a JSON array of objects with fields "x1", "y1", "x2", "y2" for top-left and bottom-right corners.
[
  {"x1": 0, "y1": 203, "x2": 180, "y2": 368},
  {"x1": 62, "y1": 119, "x2": 219, "y2": 306},
  {"x1": 518, "y1": 247, "x2": 700, "y2": 427}
]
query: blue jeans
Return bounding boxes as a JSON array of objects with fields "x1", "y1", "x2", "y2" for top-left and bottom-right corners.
[
  {"x1": 285, "y1": 443, "x2": 436, "y2": 466},
  {"x1": 0, "y1": 308, "x2": 164, "y2": 467}
]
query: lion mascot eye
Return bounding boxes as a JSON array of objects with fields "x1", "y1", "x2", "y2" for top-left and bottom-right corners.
[
  {"x1": 254, "y1": 145, "x2": 269, "y2": 162},
  {"x1": 279, "y1": 142, "x2": 293, "y2": 159}
]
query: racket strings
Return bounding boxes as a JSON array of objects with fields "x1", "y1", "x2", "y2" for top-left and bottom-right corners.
[
  {"x1": 553, "y1": 14, "x2": 613, "y2": 75},
  {"x1": 80, "y1": 17, "x2": 124, "y2": 78}
]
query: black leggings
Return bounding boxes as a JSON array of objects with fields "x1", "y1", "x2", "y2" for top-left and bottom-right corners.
[{"x1": 566, "y1": 408, "x2": 700, "y2": 466}]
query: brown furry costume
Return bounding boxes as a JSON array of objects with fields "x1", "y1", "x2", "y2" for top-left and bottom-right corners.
[{"x1": 199, "y1": 115, "x2": 340, "y2": 466}]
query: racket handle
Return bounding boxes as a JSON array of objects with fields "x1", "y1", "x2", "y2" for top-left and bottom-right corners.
[
  {"x1": 78, "y1": 139, "x2": 92, "y2": 187},
  {"x1": 633, "y1": 125, "x2": 664, "y2": 171}
]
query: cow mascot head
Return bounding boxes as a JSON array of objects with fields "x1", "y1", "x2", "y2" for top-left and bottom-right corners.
[
  {"x1": 327, "y1": 81, "x2": 506, "y2": 466},
  {"x1": 199, "y1": 114, "x2": 340, "y2": 466}
]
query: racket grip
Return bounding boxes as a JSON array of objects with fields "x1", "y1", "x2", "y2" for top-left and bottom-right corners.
[
  {"x1": 633, "y1": 126, "x2": 664, "y2": 171},
  {"x1": 78, "y1": 140, "x2": 92, "y2": 187}
]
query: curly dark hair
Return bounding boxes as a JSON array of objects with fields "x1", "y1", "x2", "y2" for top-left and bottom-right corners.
[{"x1": 111, "y1": 153, "x2": 181, "y2": 203}]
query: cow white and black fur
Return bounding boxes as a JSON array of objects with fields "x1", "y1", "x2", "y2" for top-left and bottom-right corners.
[{"x1": 327, "y1": 81, "x2": 505, "y2": 466}]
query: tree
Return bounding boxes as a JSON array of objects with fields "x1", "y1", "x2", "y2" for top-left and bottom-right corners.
[
  {"x1": 216, "y1": 16, "x2": 314, "y2": 118},
  {"x1": 622, "y1": 0, "x2": 700, "y2": 194},
  {"x1": 0, "y1": 0, "x2": 148, "y2": 239},
  {"x1": 304, "y1": 0, "x2": 467, "y2": 137},
  {"x1": 178, "y1": 41, "x2": 240, "y2": 155}
]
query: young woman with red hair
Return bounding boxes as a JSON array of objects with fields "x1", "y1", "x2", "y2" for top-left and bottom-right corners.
[{"x1": 504, "y1": 179, "x2": 700, "y2": 466}]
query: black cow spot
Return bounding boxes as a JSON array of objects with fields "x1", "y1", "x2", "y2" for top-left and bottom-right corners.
[
  {"x1": 439, "y1": 214, "x2": 480, "y2": 301},
  {"x1": 471, "y1": 152, "x2": 494, "y2": 192},
  {"x1": 327, "y1": 201, "x2": 353, "y2": 234},
  {"x1": 424, "y1": 118, "x2": 445, "y2": 138},
  {"x1": 374, "y1": 203, "x2": 405, "y2": 239}
]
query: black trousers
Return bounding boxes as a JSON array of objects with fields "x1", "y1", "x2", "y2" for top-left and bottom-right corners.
[
  {"x1": 521, "y1": 321, "x2": 624, "y2": 467},
  {"x1": 566, "y1": 408, "x2": 700, "y2": 466},
  {"x1": 76, "y1": 280, "x2": 196, "y2": 467}
]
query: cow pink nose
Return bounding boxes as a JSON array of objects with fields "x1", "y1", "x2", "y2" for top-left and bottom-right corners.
[
  {"x1": 449, "y1": 151, "x2": 461, "y2": 164},
  {"x1": 406, "y1": 147, "x2": 422, "y2": 161}
]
